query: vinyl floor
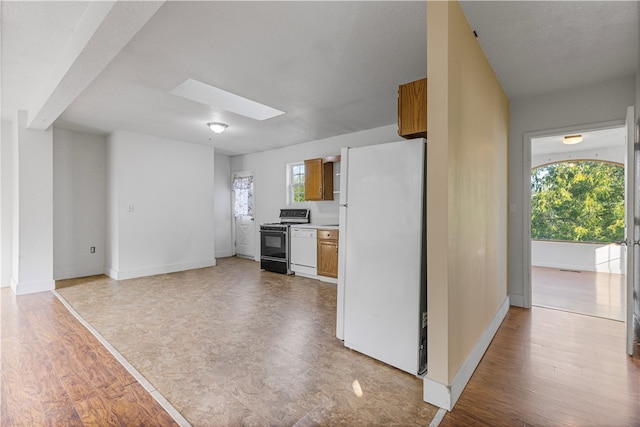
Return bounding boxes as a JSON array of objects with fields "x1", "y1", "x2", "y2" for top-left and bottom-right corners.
[{"x1": 54, "y1": 256, "x2": 437, "y2": 426}]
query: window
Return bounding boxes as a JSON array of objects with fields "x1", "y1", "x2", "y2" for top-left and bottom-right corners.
[
  {"x1": 232, "y1": 174, "x2": 254, "y2": 217},
  {"x1": 287, "y1": 162, "x2": 305, "y2": 204},
  {"x1": 531, "y1": 161, "x2": 624, "y2": 243}
]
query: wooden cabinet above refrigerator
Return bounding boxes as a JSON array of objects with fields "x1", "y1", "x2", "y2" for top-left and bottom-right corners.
[{"x1": 398, "y1": 78, "x2": 427, "y2": 139}]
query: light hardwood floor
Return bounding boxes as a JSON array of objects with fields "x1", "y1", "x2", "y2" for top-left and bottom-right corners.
[
  {"x1": 441, "y1": 306, "x2": 640, "y2": 426},
  {"x1": 532, "y1": 266, "x2": 625, "y2": 321},
  {"x1": 0, "y1": 289, "x2": 178, "y2": 426}
]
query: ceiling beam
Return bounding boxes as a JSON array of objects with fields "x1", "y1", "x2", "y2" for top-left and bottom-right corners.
[{"x1": 27, "y1": 1, "x2": 165, "y2": 131}]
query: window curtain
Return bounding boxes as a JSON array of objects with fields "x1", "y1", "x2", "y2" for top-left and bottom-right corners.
[{"x1": 233, "y1": 175, "x2": 254, "y2": 217}]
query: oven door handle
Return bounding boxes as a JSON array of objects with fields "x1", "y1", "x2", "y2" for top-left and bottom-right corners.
[{"x1": 261, "y1": 255, "x2": 288, "y2": 262}]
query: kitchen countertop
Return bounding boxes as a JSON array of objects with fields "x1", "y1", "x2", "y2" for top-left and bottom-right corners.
[{"x1": 290, "y1": 223, "x2": 339, "y2": 230}]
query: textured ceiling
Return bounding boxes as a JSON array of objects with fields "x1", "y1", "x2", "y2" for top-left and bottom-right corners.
[
  {"x1": 1, "y1": 1, "x2": 638, "y2": 156},
  {"x1": 460, "y1": 1, "x2": 638, "y2": 100},
  {"x1": 54, "y1": 1, "x2": 429, "y2": 155}
]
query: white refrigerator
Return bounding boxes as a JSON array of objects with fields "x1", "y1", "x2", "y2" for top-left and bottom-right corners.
[{"x1": 337, "y1": 138, "x2": 427, "y2": 375}]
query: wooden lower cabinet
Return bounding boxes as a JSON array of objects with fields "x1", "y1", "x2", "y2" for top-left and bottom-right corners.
[{"x1": 317, "y1": 229, "x2": 339, "y2": 278}]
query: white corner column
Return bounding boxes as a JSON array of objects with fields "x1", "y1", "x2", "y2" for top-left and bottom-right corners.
[{"x1": 10, "y1": 111, "x2": 55, "y2": 294}]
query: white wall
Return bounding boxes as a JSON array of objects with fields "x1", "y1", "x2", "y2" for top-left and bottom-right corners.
[
  {"x1": 231, "y1": 124, "x2": 399, "y2": 259},
  {"x1": 532, "y1": 241, "x2": 623, "y2": 274},
  {"x1": 509, "y1": 76, "x2": 635, "y2": 307},
  {"x1": 11, "y1": 111, "x2": 55, "y2": 294},
  {"x1": 214, "y1": 152, "x2": 232, "y2": 258},
  {"x1": 1, "y1": 120, "x2": 13, "y2": 287},
  {"x1": 53, "y1": 128, "x2": 107, "y2": 280},
  {"x1": 106, "y1": 131, "x2": 215, "y2": 280}
]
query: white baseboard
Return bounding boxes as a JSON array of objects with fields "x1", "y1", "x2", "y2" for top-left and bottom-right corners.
[
  {"x1": 11, "y1": 277, "x2": 55, "y2": 295},
  {"x1": 104, "y1": 266, "x2": 118, "y2": 280},
  {"x1": 215, "y1": 249, "x2": 234, "y2": 258},
  {"x1": 532, "y1": 261, "x2": 623, "y2": 275},
  {"x1": 509, "y1": 293, "x2": 525, "y2": 307},
  {"x1": 54, "y1": 266, "x2": 106, "y2": 281},
  {"x1": 423, "y1": 295, "x2": 510, "y2": 411},
  {"x1": 105, "y1": 259, "x2": 216, "y2": 281}
]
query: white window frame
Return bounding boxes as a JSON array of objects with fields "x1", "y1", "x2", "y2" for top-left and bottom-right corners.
[{"x1": 286, "y1": 162, "x2": 306, "y2": 205}]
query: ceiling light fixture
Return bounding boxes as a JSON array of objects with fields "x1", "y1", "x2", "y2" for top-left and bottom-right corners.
[
  {"x1": 207, "y1": 122, "x2": 228, "y2": 134},
  {"x1": 563, "y1": 134, "x2": 582, "y2": 145}
]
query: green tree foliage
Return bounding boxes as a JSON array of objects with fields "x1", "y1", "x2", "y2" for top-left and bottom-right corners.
[{"x1": 531, "y1": 161, "x2": 625, "y2": 243}]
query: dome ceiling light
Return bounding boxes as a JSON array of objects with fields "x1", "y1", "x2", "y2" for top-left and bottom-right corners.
[
  {"x1": 562, "y1": 134, "x2": 582, "y2": 145},
  {"x1": 207, "y1": 122, "x2": 228, "y2": 134}
]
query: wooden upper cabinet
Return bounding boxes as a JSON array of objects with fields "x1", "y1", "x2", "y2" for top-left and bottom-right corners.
[
  {"x1": 398, "y1": 78, "x2": 428, "y2": 139},
  {"x1": 304, "y1": 158, "x2": 334, "y2": 201}
]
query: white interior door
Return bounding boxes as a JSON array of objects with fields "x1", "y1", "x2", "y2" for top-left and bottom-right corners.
[
  {"x1": 624, "y1": 106, "x2": 637, "y2": 355},
  {"x1": 235, "y1": 216, "x2": 255, "y2": 258},
  {"x1": 232, "y1": 172, "x2": 255, "y2": 259}
]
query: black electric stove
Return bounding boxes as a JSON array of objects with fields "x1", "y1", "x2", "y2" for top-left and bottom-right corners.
[{"x1": 259, "y1": 209, "x2": 310, "y2": 274}]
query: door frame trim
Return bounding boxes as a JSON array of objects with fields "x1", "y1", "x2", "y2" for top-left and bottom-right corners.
[
  {"x1": 625, "y1": 106, "x2": 636, "y2": 355},
  {"x1": 522, "y1": 119, "x2": 625, "y2": 309}
]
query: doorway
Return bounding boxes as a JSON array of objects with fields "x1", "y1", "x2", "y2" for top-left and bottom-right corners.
[
  {"x1": 524, "y1": 108, "x2": 638, "y2": 357},
  {"x1": 530, "y1": 127, "x2": 627, "y2": 321},
  {"x1": 232, "y1": 171, "x2": 255, "y2": 259}
]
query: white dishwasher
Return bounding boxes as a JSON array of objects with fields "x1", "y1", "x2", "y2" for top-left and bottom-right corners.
[{"x1": 290, "y1": 227, "x2": 317, "y2": 277}]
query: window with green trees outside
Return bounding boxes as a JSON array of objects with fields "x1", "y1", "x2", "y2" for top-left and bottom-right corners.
[{"x1": 531, "y1": 160, "x2": 625, "y2": 243}]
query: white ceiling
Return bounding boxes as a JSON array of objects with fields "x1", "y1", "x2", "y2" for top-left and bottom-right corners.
[
  {"x1": 1, "y1": 1, "x2": 638, "y2": 156},
  {"x1": 531, "y1": 126, "x2": 626, "y2": 157},
  {"x1": 459, "y1": 1, "x2": 638, "y2": 100},
  {"x1": 1, "y1": 1, "x2": 91, "y2": 117}
]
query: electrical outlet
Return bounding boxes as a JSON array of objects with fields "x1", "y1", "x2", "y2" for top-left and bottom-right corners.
[{"x1": 90, "y1": 247, "x2": 95, "y2": 254}]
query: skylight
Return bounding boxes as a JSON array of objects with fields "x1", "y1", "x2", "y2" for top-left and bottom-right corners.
[{"x1": 170, "y1": 79, "x2": 285, "y2": 121}]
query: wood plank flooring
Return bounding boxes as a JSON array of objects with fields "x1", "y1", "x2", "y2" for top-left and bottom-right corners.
[
  {"x1": 532, "y1": 266, "x2": 625, "y2": 321},
  {"x1": 0, "y1": 289, "x2": 178, "y2": 426},
  {"x1": 441, "y1": 306, "x2": 640, "y2": 426}
]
